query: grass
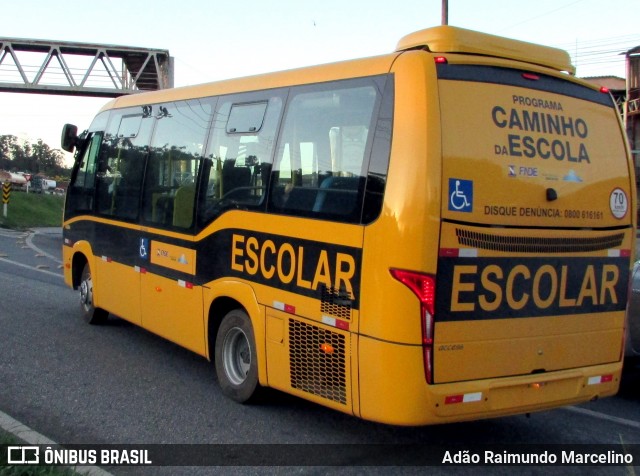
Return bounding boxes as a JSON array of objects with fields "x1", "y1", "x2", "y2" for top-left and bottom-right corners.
[
  {"x1": 0, "y1": 192, "x2": 64, "y2": 230},
  {"x1": 0, "y1": 430, "x2": 77, "y2": 475}
]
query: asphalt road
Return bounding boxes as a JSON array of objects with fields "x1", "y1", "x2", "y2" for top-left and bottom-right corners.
[{"x1": 0, "y1": 228, "x2": 639, "y2": 475}]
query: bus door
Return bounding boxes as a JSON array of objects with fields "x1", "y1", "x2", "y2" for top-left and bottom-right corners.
[
  {"x1": 138, "y1": 160, "x2": 204, "y2": 355},
  {"x1": 92, "y1": 110, "x2": 154, "y2": 325},
  {"x1": 138, "y1": 99, "x2": 215, "y2": 355}
]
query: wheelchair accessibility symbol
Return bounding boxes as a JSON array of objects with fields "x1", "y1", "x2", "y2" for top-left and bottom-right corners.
[
  {"x1": 448, "y1": 178, "x2": 473, "y2": 213},
  {"x1": 140, "y1": 238, "x2": 149, "y2": 260}
]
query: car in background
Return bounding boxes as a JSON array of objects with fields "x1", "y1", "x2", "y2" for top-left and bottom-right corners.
[{"x1": 626, "y1": 260, "x2": 640, "y2": 357}]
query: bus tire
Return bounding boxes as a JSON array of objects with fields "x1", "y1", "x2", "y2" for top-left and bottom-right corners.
[
  {"x1": 79, "y1": 263, "x2": 108, "y2": 325},
  {"x1": 215, "y1": 309, "x2": 259, "y2": 403}
]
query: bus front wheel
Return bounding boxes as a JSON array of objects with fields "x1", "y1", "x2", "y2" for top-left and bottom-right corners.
[
  {"x1": 215, "y1": 309, "x2": 259, "y2": 403},
  {"x1": 79, "y1": 263, "x2": 108, "y2": 325}
]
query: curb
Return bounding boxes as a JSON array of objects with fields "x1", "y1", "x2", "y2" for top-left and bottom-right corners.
[{"x1": 0, "y1": 409, "x2": 114, "y2": 476}]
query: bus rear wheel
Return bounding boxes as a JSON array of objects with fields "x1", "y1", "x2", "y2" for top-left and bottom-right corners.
[
  {"x1": 79, "y1": 263, "x2": 108, "y2": 325},
  {"x1": 215, "y1": 309, "x2": 259, "y2": 403}
]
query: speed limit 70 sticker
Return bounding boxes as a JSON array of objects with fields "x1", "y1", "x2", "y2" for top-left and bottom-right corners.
[{"x1": 609, "y1": 188, "x2": 628, "y2": 219}]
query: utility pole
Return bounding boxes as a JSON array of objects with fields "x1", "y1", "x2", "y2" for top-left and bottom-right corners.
[{"x1": 442, "y1": 0, "x2": 448, "y2": 25}]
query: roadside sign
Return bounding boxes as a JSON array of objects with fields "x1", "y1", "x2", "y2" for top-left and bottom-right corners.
[
  {"x1": 2, "y1": 182, "x2": 10, "y2": 204},
  {"x1": 2, "y1": 181, "x2": 10, "y2": 218}
]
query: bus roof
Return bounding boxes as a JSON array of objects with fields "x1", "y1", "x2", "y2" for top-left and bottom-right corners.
[
  {"x1": 99, "y1": 26, "x2": 576, "y2": 114},
  {"x1": 99, "y1": 54, "x2": 397, "y2": 112},
  {"x1": 396, "y1": 25, "x2": 575, "y2": 75}
]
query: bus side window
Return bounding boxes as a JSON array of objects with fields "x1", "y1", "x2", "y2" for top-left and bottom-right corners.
[
  {"x1": 65, "y1": 132, "x2": 102, "y2": 217},
  {"x1": 362, "y1": 75, "x2": 393, "y2": 224},
  {"x1": 95, "y1": 109, "x2": 153, "y2": 221},
  {"x1": 141, "y1": 99, "x2": 215, "y2": 230},
  {"x1": 199, "y1": 92, "x2": 283, "y2": 226},
  {"x1": 269, "y1": 79, "x2": 379, "y2": 223}
]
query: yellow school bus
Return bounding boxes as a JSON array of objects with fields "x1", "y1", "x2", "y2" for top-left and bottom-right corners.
[{"x1": 61, "y1": 26, "x2": 635, "y2": 425}]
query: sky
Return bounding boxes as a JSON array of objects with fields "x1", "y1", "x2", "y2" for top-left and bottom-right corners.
[{"x1": 1, "y1": 0, "x2": 639, "y2": 167}]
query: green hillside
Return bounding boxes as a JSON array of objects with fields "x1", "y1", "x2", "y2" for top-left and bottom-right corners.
[{"x1": 0, "y1": 191, "x2": 64, "y2": 229}]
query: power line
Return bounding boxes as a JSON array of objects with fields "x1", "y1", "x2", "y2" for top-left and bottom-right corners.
[
  {"x1": 492, "y1": 0, "x2": 639, "y2": 76},
  {"x1": 498, "y1": 0, "x2": 590, "y2": 33},
  {"x1": 552, "y1": 34, "x2": 640, "y2": 76}
]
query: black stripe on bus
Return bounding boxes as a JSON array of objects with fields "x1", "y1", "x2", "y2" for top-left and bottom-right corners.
[
  {"x1": 435, "y1": 255, "x2": 630, "y2": 322},
  {"x1": 436, "y1": 64, "x2": 614, "y2": 107},
  {"x1": 64, "y1": 219, "x2": 363, "y2": 309}
]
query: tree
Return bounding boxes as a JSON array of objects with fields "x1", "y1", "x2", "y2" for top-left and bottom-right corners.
[
  {"x1": 0, "y1": 135, "x2": 19, "y2": 170},
  {"x1": 32, "y1": 139, "x2": 65, "y2": 175},
  {"x1": 13, "y1": 140, "x2": 36, "y2": 172},
  {"x1": 0, "y1": 134, "x2": 70, "y2": 178}
]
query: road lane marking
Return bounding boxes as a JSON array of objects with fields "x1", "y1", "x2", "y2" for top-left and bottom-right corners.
[
  {"x1": 564, "y1": 406, "x2": 640, "y2": 430},
  {"x1": 0, "y1": 229, "x2": 25, "y2": 238},
  {"x1": 0, "y1": 409, "x2": 113, "y2": 476},
  {"x1": 26, "y1": 231, "x2": 62, "y2": 264},
  {"x1": 0, "y1": 256, "x2": 63, "y2": 278}
]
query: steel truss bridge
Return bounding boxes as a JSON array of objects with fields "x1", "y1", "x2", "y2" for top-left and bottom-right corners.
[{"x1": 0, "y1": 37, "x2": 172, "y2": 97}]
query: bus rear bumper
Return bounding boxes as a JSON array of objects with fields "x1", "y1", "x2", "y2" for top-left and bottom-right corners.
[
  {"x1": 357, "y1": 335, "x2": 621, "y2": 426},
  {"x1": 428, "y1": 364, "x2": 621, "y2": 422}
]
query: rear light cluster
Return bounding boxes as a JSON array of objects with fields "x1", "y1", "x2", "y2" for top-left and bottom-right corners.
[{"x1": 390, "y1": 269, "x2": 436, "y2": 384}]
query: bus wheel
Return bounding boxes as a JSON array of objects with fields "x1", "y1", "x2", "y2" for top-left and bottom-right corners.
[
  {"x1": 79, "y1": 263, "x2": 108, "y2": 325},
  {"x1": 215, "y1": 309, "x2": 259, "y2": 403}
]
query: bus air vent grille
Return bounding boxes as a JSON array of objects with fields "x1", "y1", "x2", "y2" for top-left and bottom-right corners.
[
  {"x1": 289, "y1": 319, "x2": 347, "y2": 405},
  {"x1": 320, "y1": 285, "x2": 353, "y2": 320},
  {"x1": 456, "y1": 229, "x2": 624, "y2": 253}
]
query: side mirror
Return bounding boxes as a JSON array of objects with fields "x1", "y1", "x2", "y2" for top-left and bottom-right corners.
[{"x1": 61, "y1": 124, "x2": 78, "y2": 152}]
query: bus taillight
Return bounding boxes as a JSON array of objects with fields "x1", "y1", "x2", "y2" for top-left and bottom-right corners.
[{"x1": 390, "y1": 269, "x2": 436, "y2": 384}]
